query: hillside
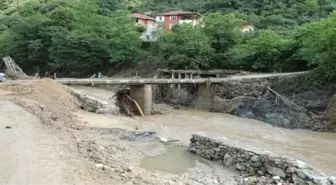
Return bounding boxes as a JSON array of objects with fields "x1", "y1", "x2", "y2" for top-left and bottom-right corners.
[
  {"x1": 138, "y1": 0, "x2": 336, "y2": 34},
  {"x1": 0, "y1": 0, "x2": 335, "y2": 82}
]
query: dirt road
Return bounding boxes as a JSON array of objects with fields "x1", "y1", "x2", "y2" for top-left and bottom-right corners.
[{"x1": 0, "y1": 100, "x2": 108, "y2": 185}]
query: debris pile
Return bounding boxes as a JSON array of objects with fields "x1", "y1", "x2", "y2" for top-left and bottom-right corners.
[
  {"x1": 0, "y1": 79, "x2": 81, "y2": 128},
  {"x1": 1, "y1": 56, "x2": 31, "y2": 80},
  {"x1": 114, "y1": 89, "x2": 145, "y2": 116}
]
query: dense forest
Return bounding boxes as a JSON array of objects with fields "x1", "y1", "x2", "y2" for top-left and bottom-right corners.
[{"x1": 0, "y1": 0, "x2": 335, "y2": 82}]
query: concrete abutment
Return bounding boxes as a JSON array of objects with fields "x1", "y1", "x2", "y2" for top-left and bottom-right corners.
[
  {"x1": 194, "y1": 83, "x2": 216, "y2": 111},
  {"x1": 130, "y1": 84, "x2": 152, "y2": 115}
]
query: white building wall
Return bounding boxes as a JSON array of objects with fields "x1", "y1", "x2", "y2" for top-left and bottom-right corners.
[{"x1": 156, "y1": 16, "x2": 164, "y2": 22}]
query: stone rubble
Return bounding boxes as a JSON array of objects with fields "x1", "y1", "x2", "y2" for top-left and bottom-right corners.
[
  {"x1": 188, "y1": 132, "x2": 335, "y2": 185},
  {"x1": 71, "y1": 90, "x2": 119, "y2": 114}
]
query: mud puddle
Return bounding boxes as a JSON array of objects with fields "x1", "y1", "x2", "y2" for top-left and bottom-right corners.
[{"x1": 140, "y1": 145, "x2": 206, "y2": 174}]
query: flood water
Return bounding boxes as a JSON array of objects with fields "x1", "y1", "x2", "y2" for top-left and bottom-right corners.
[
  {"x1": 73, "y1": 86, "x2": 336, "y2": 176},
  {"x1": 140, "y1": 145, "x2": 205, "y2": 174},
  {"x1": 139, "y1": 110, "x2": 336, "y2": 176}
]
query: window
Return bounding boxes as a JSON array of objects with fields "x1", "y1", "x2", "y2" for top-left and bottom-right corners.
[
  {"x1": 170, "y1": 16, "x2": 177, "y2": 20},
  {"x1": 181, "y1": 15, "x2": 193, "y2": 20},
  {"x1": 157, "y1": 16, "x2": 163, "y2": 21},
  {"x1": 169, "y1": 24, "x2": 176, "y2": 30}
]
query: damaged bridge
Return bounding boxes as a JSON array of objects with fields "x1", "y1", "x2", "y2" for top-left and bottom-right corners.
[{"x1": 56, "y1": 71, "x2": 307, "y2": 116}]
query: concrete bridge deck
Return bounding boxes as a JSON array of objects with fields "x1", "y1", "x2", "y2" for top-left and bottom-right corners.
[{"x1": 56, "y1": 71, "x2": 307, "y2": 85}]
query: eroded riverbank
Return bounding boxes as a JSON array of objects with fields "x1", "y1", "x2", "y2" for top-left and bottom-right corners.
[
  {"x1": 77, "y1": 108, "x2": 336, "y2": 176},
  {"x1": 72, "y1": 85, "x2": 336, "y2": 176},
  {"x1": 0, "y1": 79, "x2": 334, "y2": 185}
]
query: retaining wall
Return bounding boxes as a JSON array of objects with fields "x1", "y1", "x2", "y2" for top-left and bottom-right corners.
[{"x1": 189, "y1": 132, "x2": 335, "y2": 185}]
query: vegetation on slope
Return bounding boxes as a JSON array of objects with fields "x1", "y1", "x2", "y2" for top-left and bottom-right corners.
[{"x1": 0, "y1": 0, "x2": 335, "y2": 82}]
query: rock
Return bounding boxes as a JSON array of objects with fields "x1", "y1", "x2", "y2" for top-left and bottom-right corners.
[
  {"x1": 102, "y1": 165, "x2": 109, "y2": 171},
  {"x1": 329, "y1": 176, "x2": 336, "y2": 184},
  {"x1": 312, "y1": 177, "x2": 333, "y2": 185},
  {"x1": 272, "y1": 176, "x2": 281, "y2": 180},
  {"x1": 158, "y1": 136, "x2": 168, "y2": 143},
  {"x1": 292, "y1": 174, "x2": 306, "y2": 185},
  {"x1": 212, "y1": 179, "x2": 219, "y2": 184},
  {"x1": 293, "y1": 160, "x2": 308, "y2": 169},
  {"x1": 5, "y1": 126, "x2": 11, "y2": 129},
  {"x1": 223, "y1": 153, "x2": 233, "y2": 166},
  {"x1": 167, "y1": 180, "x2": 175, "y2": 185},
  {"x1": 251, "y1": 155, "x2": 259, "y2": 162},
  {"x1": 94, "y1": 163, "x2": 104, "y2": 169},
  {"x1": 120, "y1": 173, "x2": 128, "y2": 178},
  {"x1": 126, "y1": 167, "x2": 132, "y2": 172},
  {"x1": 236, "y1": 163, "x2": 246, "y2": 171},
  {"x1": 51, "y1": 115, "x2": 58, "y2": 121},
  {"x1": 306, "y1": 181, "x2": 314, "y2": 185},
  {"x1": 296, "y1": 169, "x2": 306, "y2": 179},
  {"x1": 286, "y1": 167, "x2": 295, "y2": 173},
  {"x1": 268, "y1": 167, "x2": 286, "y2": 178},
  {"x1": 253, "y1": 162, "x2": 262, "y2": 167},
  {"x1": 257, "y1": 170, "x2": 265, "y2": 176},
  {"x1": 124, "y1": 181, "x2": 134, "y2": 185},
  {"x1": 248, "y1": 167, "x2": 256, "y2": 175}
]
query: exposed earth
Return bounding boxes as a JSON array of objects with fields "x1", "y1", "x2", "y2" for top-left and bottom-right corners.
[
  {"x1": 0, "y1": 79, "x2": 239, "y2": 185},
  {"x1": 0, "y1": 79, "x2": 335, "y2": 185}
]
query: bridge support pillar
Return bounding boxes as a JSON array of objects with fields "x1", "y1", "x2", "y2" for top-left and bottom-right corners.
[
  {"x1": 195, "y1": 84, "x2": 216, "y2": 111},
  {"x1": 130, "y1": 85, "x2": 152, "y2": 115}
]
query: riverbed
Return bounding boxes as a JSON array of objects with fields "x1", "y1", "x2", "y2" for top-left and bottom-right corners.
[{"x1": 72, "y1": 86, "x2": 336, "y2": 176}]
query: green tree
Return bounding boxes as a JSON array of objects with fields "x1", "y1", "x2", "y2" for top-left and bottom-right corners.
[
  {"x1": 294, "y1": 11, "x2": 336, "y2": 81},
  {"x1": 0, "y1": 0, "x2": 143, "y2": 74},
  {"x1": 202, "y1": 13, "x2": 243, "y2": 67},
  {"x1": 156, "y1": 25, "x2": 214, "y2": 69},
  {"x1": 229, "y1": 30, "x2": 297, "y2": 71}
]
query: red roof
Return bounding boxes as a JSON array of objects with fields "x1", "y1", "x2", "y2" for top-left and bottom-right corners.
[
  {"x1": 130, "y1": 13, "x2": 156, "y2": 21},
  {"x1": 162, "y1": 11, "x2": 201, "y2": 16}
]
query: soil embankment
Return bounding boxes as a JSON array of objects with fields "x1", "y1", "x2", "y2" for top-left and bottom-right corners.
[{"x1": 0, "y1": 80, "x2": 112, "y2": 185}]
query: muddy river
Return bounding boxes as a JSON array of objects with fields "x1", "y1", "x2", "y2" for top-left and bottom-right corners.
[{"x1": 72, "y1": 86, "x2": 336, "y2": 176}]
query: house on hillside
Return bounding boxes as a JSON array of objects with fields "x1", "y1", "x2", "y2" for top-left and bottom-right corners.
[
  {"x1": 131, "y1": 13, "x2": 156, "y2": 25},
  {"x1": 240, "y1": 22, "x2": 254, "y2": 33},
  {"x1": 155, "y1": 11, "x2": 202, "y2": 33},
  {"x1": 131, "y1": 13, "x2": 157, "y2": 42}
]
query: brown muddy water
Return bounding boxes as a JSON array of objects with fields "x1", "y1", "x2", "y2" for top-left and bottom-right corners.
[
  {"x1": 72, "y1": 86, "x2": 336, "y2": 176},
  {"x1": 140, "y1": 145, "x2": 206, "y2": 174}
]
